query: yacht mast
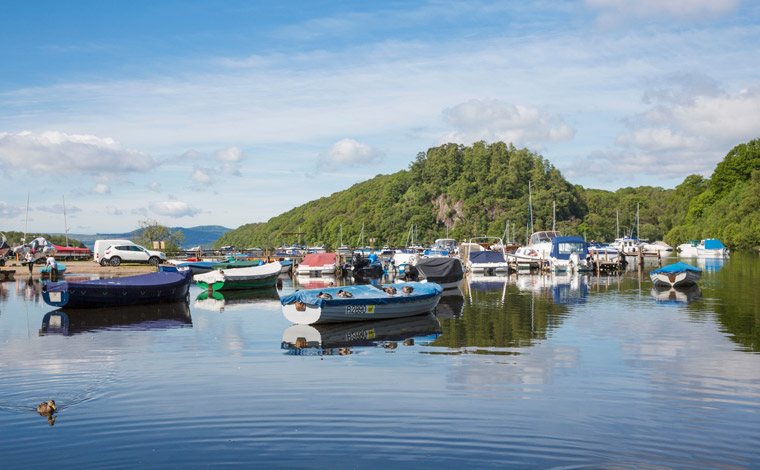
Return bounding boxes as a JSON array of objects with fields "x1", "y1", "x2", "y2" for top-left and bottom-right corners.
[
  {"x1": 552, "y1": 200, "x2": 556, "y2": 232},
  {"x1": 24, "y1": 192, "x2": 29, "y2": 245},
  {"x1": 616, "y1": 210, "x2": 619, "y2": 239},
  {"x1": 528, "y1": 181, "x2": 534, "y2": 235},
  {"x1": 636, "y1": 203, "x2": 640, "y2": 239},
  {"x1": 63, "y1": 195, "x2": 69, "y2": 247}
]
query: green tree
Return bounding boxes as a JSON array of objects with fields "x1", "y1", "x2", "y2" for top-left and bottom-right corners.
[{"x1": 133, "y1": 219, "x2": 184, "y2": 254}]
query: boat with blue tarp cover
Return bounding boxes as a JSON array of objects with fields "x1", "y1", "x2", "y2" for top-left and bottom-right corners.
[
  {"x1": 280, "y1": 281, "x2": 443, "y2": 324},
  {"x1": 548, "y1": 236, "x2": 592, "y2": 272},
  {"x1": 41, "y1": 269, "x2": 193, "y2": 308},
  {"x1": 467, "y1": 250, "x2": 509, "y2": 274},
  {"x1": 649, "y1": 262, "x2": 702, "y2": 287}
]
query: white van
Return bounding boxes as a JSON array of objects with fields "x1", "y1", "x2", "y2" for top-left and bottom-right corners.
[{"x1": 93, "y1": 239, "x2": 133, "y2": 265}]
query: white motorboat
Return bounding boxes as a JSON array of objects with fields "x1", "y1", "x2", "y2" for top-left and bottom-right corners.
[
  {"x1": 280, "y1": 282, "x2": 443, "y2": 324},
  {"x1": 507, "y1": 230, "x2": 561, "y2": 270},
  {"x1": 677, "y1": 239, "x2": 728, "y2": 258},
  {"x1": 295, "y1": 252, "x2": 337, "y2": 275}
]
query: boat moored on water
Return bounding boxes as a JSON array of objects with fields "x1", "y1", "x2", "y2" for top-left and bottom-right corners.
[
  {"x1": 649, "y1": 262, "x2": 702, "y2": 288},
  {"x1": 548, "y1": 236, "x2": 592, "y2": 272},
  {"x1": 677, "y1": 239, "x2": 728, "y2": 258},
  {"x1": 508, "y1": 230, "x2": 561, "y2": 269},
  {"x1": 296, "y1": 253, "x2": 337, "y2": 276},
  {"x1": 42, "y1": 269, "x2": 193, "y2": 308},
  {"x1": 410, "y1": 256, "x2": 464, "y2": 289},
  {"x1": 194, "y1": 261, "x2": 281, "y2": 291},
  {"x1": 280, "y1": 282, "x2": 443, "y2": 324}
]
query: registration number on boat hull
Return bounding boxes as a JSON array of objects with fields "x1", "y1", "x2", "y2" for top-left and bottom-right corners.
[{"x1": 345, "y1": 305, "x2": 374, "y2": 315}]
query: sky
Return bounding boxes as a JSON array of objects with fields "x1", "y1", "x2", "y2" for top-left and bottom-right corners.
[{"x1": 1, "y1": 0, "x2": 759, "y2": 234}]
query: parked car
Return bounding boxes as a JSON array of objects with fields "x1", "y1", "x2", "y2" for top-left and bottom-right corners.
[
  {"x1": 93, "y1": 239, "x2": 133, "y2": 266},
  {"x1": 102, "y1": 244, "x2": 166, "y2": 267}
]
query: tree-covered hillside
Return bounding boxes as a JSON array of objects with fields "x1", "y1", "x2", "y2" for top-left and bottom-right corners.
[{"x1": 217, "y1": 139, "x2": 760, "y2": 250}]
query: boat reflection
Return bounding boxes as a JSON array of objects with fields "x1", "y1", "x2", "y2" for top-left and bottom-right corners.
[
  {"x1": 281, "y1": 312, "x2": 442, "y2": 356},
  {"x1": 467, "y1": 274, "x2": 510, "y2": 292},
  {"x1": 650, "y1": 285, "x2": 702, "y2": 305},
  {"x1": 434, "y1": 287, "x2": 465, "y2": 319},
  {"x1": 697, "y1": 257, "x2": 726, "y2": 272},
  {"x1": 39, "y1": 301, "x2": 192, "y2": 336},
  {"x1": 515, "y1": 273, "x2": 589, "y2": 305},
  {"x1": 194, "y1": 287, "x2": 280, "y2": 312},
  {"x1": 294, "y1": 274, "x2": 337, "y2": 290}
]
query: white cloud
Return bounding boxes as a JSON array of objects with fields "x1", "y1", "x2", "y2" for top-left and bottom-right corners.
[
  {"x1": 1, "y1": 201, "x2": 24, "y2": 219},
  {"x1": 0, "y1": 131, "x2": 155, "y2": 174},
  {"x1": 191, "y1": 169, "x2": 213, "y2": 184},
  {"x1": 569, "y1": 79, "x2": 760, "y2": 181},
  {"x1": 93, "y1": 183, "x2": 111, "y2": 194},
  {"x1": 586, "y1": 0, "x2": 741, "y2": 24},
  {"x1": 37, "y1": 204, "x2": 82, "y2": 214},
  {"x1": 131, "y1": 207, "x2": 148, "y2": 216},
  {"x1": 320, "y1": 138, "x2": 385, "y2": 168},
  {"x1": 215, "y1": 146, "x2": 246, "y2": 175},
  {"x1": 105, "y1": 206, "x2": 123, "y2": 216},
  {"x1": 148, "y1": 182, "x2": 161, "y2": 192},
  {"x1": 149, "y1": 201, "x2": 201, "y2": 218},
  {"x1": 440, "y1": 99, "x2": 575, "y2": 149}
]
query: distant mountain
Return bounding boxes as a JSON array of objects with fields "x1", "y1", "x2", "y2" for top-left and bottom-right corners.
[{"x1": 67, "y1": 225, "x2": 232, "y2": 250}]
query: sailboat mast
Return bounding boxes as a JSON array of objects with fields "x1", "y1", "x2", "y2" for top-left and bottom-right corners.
[
  {"x1": 636, "y1": 203, "x2": 640, "y2": 239},
  {"x1": 24, "y1": 192, "x2": 29, "y2": 245},
  {"x1": 616, "y1": 210, "x2": 619, "y2": 239},
  {"x1": 552, "y1": 200, "x2": 556, "y2": 232},
  {"x1": 528, "y1": 181, "x2": 534, "y2": 235},
  {"x1": 63, "y1": 195, "x2": 69, "y2": 247}
]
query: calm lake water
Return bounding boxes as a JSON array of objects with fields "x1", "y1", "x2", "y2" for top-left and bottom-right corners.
[{"x1": 1, "y1": 254, "x2": 759, "y2": 469}]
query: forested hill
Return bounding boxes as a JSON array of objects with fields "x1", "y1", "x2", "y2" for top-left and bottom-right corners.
[{"x1": 217, "y1": 139, "x2": 760, "y2": 250}]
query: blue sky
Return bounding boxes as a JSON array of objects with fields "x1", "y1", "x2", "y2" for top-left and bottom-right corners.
[{"x1": 1, "y1": 0, "x2": 759, "y2": 234}]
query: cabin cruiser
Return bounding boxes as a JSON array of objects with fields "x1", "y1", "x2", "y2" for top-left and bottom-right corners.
[
  {"x1": 508, "y1": 230, "x2": 561, "y2": 269},
  {"x1": 677, "y1": 239, "x2": 728, "y2": 258},
  {"x1": 610, "y1": 237, "x2": 644, "y2": 254},
  {"x1": 548, "y1": 236, "x2": 593, "y2": 272}
]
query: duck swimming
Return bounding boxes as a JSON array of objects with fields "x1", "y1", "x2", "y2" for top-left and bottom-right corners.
[{"x1": 37, "y1": 400, "x2": 56, "y2": 415}]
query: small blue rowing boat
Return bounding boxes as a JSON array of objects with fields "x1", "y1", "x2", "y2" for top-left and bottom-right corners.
[
  {"x1": 280, "y1": 282, "x2": 443, "y2": 325},
  {"x1": 650, "y1": 262, "x2": 702, "y2": 288}
]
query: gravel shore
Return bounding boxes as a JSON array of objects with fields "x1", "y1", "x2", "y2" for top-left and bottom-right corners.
[{"x1": 1, "y1": 260, "x2": 158, "y2": 279}]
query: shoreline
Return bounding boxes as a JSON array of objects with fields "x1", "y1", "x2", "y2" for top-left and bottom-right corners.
[{"x1": 0, "y1": 260, "x2": 158, "y2": 280}]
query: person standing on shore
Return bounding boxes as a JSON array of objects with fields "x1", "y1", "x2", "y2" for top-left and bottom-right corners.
[
  {"x1": 24, "y1": 251, "x2": 34, "y2": 275},
  {"x1": 46, "y1": 255, "x2": 58, "y2": 281}
]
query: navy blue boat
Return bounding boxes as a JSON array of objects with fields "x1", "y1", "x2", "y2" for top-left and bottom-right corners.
[{"x1": 42, "y1": 269, "x2": 192, "y2": 308}]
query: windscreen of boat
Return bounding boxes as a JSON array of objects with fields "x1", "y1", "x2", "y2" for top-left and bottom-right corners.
[{"x1": 550, "y1": 237, "x2": 589, "y2": 260}]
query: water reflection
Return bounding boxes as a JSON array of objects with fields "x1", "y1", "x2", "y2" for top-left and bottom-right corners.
[
  {"x1": 697, "y1": 257, "x2": 726, "y2": 272},
  {"x1": 515, "y1": 272, "x2": 589, "y2": 305},
  {"x1": 281, "y1": 312, "x2": 441, "y2": 356},
  {"x1": 650, "y1": 285, "x2": 702, "y2": 306},
  {"x1": 434, "y1": 287, "x2": 465, "y2": 319},
  {"x1": 39, "y1": 301, "x2": 192, "y2": 336},
  {"x1": 194, "y1": 288, "x2": 280, "y2": 312}
]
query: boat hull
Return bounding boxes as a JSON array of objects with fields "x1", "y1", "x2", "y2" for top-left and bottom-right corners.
[
  {"x1": 280, "y1": 282, "x2": 443, "y2": 325},
  {"x1": 282, "y1": 295, "x2": 441, "y2": 324},
  {"x1": 650, "y1": 270, "x2": 701, "y2": 288},
  {"x1": 42, "y1": 270, "x2": 192, "y2": 308},
  {"x1": 194, "y1": 262, "x2": 282, "y2": 291}
]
